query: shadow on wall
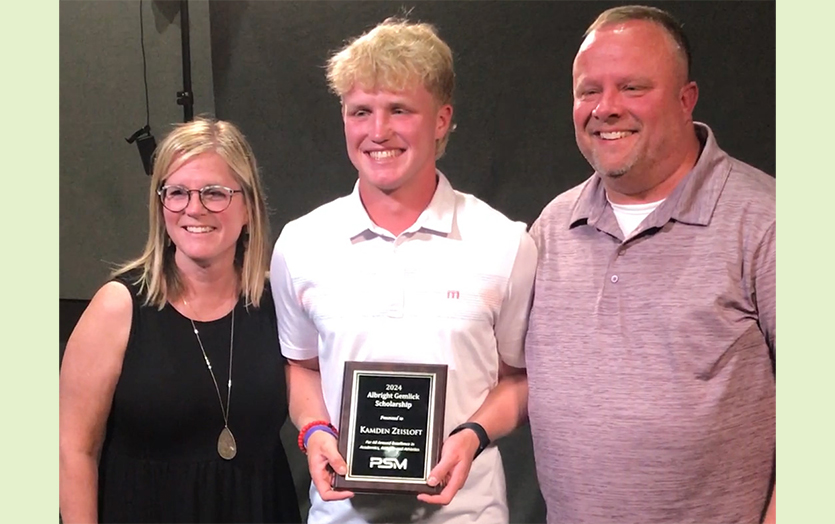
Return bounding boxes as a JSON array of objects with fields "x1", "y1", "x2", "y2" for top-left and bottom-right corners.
[
  {"x1": 59, "y1": 300, "x2": 546, "y2": 523},
  {"x1": 151, "y1": 0, "x2": 182, "y2": 30}
]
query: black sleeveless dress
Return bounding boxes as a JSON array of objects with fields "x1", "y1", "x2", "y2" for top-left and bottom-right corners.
[{"x1": 97, "y1": 276, "x2": 301, "y2": 523}]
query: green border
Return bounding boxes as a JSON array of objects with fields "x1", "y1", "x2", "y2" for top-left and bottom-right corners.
[
  {"x1": 6, "y1": 0, "x2": 58, "y2": 522},
  {"x1": 777, "y1": 0, "x2": 828, "y2": 521}
]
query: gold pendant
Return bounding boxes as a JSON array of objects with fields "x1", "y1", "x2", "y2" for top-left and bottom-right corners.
[{"x1": 218, "y1": 426, "x2": 237, "y2": 460}]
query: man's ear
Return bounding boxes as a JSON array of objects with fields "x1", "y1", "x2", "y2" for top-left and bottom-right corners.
[
  {"x1": 435, "y1": 104, "x2": 453, "y2": 140},
  {"x1": 680, "y1": 81, "x2": 699, "y2": 118}
]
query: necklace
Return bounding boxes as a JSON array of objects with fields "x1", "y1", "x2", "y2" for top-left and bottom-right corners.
[{"x1": 183, "y1": 297, "x2": 237, "y2": 460}]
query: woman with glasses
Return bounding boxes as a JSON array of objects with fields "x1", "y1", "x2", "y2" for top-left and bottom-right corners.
[{"x1": 59, "y1": 117, "x2": 301, "y2": 523}]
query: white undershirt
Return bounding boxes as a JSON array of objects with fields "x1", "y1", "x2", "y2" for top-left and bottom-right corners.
[{"x1": 607, "y1": 196, "x2": 665, "y2": 238}]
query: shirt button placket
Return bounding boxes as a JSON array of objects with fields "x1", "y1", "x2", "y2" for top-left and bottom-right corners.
[
  {"x1": 388, "y1": 238, "x2": 405, "y2": 318},
  {"x1": 608, "y1": 243, "x2": 624, "y2": 285}
]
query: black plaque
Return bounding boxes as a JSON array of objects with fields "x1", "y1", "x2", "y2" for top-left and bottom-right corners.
[{"x1": 333, "y1": 361, "x2": 447, "y2": 494}]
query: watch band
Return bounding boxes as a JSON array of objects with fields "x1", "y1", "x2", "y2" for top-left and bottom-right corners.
[{"x1": 449, "y1": 421, "x2": 490, "y2": 459}]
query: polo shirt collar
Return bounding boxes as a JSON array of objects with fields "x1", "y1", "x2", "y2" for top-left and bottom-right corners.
[
  {"x1": 569, "y1": 122, "x2": 731, "y2": 233},
  {"x1": 342, "y1": 170, "x2": 456, "y2": 240}
]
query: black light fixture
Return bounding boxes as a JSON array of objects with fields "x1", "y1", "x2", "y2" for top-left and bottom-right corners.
[
  {"x1": 125, "y1": 125, "x2": 157, "y2": 176},
  {"x1": 125, "y1": 0, "x2": 156, "y2": 175},
  {"x1": 126, "y1": 0, "x2": 194, "y2": 176}
]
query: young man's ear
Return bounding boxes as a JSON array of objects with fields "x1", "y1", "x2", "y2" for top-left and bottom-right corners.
[{"x1": 435, "y1": 104, "x2": 454, "y2": 140}]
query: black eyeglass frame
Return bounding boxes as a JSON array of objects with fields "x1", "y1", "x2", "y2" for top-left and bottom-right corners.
[{"x1": 157, "y1": 184, "x2": 244, "y2": 213}]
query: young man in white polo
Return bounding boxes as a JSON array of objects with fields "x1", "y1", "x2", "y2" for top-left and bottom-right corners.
[{"x1": 270, "y1": 17, "x2": 537, "y2": 524}]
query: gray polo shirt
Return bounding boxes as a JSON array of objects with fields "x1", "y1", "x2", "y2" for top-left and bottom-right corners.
[{"x1": 526, "y1": 123, "x2": 775, "y2": 524}]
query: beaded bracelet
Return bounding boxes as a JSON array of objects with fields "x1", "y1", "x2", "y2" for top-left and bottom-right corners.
[{"x1": 297, "y1": 420, "x2": 339, "y2": 454}]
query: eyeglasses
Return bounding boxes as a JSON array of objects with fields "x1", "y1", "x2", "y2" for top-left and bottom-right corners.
[{"x1": 157, "y1": 184, "x2": 243, "y2": 213}]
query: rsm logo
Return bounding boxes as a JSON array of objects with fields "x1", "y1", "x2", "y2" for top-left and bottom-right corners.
[{"x1": 369, "y1": 457, "x2": 408, "y2": 470}]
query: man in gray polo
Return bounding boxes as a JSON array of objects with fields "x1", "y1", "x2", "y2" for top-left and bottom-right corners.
[{"x1": 525, "y1": 6, "x2": 775, "y2": 524}]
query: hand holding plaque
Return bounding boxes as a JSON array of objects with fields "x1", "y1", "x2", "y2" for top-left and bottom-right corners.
[
  {"x1": 304, "y1": 429, "x2": 354, "y2": 501},
  {"x1": 332, "y1": 361, "x2": 448, "y2": 495}
]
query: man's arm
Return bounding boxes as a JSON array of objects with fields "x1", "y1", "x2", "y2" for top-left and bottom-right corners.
[
  {"x1": 753, "y1": 221, "x2": 776, "y2": 523},
  {"x1": 418, "y1": 230, "x2": 537, "y2": 505},
  {"x1": 417, "y1": 361, "x2": 528, "y2": 505},
  {"x1": 285, "y1": 357, "x2": 353, "y2": 501},
  {"x1": 753, "y1": 220, "x2": 776, "y2": 364},
  {"x1": 763, "y1": 485, "x2": 775, "y2": 524},
  {"x1": 470, "y1": 361, "x2": 528, "y2": 436},
  {"x1": 270, "y1": 230, "x2": 353, "y2": 501}
]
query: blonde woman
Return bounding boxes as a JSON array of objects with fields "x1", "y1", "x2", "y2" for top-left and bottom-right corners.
[{"x1": 60, "y1": 117, "x2": 300, "y2": 523}]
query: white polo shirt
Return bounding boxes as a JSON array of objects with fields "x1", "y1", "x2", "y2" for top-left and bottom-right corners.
[{"x1": 271, "y1": 172, "x2": 537, "y2": 524}]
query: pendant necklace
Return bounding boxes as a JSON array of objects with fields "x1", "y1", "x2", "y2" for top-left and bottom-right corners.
[{"x1": 184, "y1": 297, "x2": 237, "y2": 460}]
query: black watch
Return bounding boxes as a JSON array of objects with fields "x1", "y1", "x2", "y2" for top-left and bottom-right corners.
[{"x1": 449, "y1": 422, "x2": 490, "y2": 459}]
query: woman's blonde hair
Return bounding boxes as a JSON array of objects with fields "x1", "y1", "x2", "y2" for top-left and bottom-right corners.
[
  {"x1": 326, "y1": 17, "x2": 456, "y2": 158},
  {"x1": 114, "y1": 116, "x2": 270, "y2": 308}
]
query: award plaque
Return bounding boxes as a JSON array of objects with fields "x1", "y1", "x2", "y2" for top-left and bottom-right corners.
[{"x1": 333, "y1": 361, "x2": 448, "y2": 495}]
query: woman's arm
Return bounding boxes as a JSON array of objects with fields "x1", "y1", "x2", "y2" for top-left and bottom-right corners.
[{"x1": 59, "y1": 282, "x2": 132, "y2": 523}]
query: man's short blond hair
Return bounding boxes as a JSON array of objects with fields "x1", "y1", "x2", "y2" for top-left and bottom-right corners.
[{"x1": 326, "y1": 17, "x2": 456, "y2": 158}]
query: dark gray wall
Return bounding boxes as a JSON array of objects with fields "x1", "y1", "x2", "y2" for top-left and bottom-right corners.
[
  {"x1": 210, "y1": 0, "x2": 775, "y2": 240},
  {"x1": 60, "y1": 0, "x2": 215, "y2": 299}
]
